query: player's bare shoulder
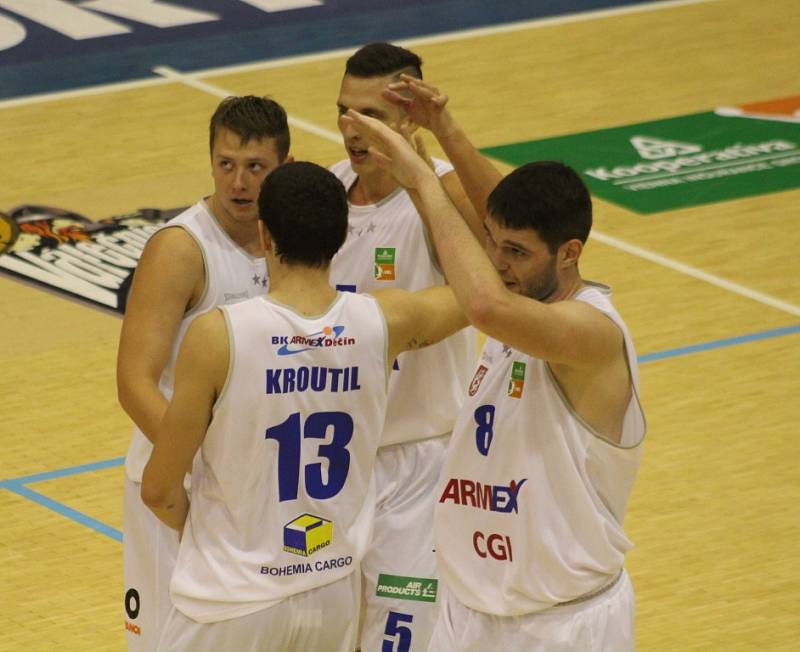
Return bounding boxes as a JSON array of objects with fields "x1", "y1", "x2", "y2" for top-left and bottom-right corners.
[{"x1": 133, "y1": 225, "x2": 206, "y2": 309}]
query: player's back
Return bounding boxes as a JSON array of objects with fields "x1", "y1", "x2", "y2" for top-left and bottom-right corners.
[{"x1": 170, "y1": 291, "x2": 389, "y2": 623}]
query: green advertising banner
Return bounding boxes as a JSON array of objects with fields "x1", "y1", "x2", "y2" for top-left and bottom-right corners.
[{"x1": 482, "y1": 98, "x2": 800, "y2": 214}]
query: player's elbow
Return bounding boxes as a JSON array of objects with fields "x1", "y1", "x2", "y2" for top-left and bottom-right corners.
[
  {"x1": 115, "y1": 362, "x2": 141, "y2": 417},
  {"x1": 140, "y1": 474, "x2": 170, "y2": 511},
  {"x1": 116, "y1": 374, "x2": 133, "y2": 415},
  {"x1": 465, "y1": 287, "x2": 508, "y2": 334}
]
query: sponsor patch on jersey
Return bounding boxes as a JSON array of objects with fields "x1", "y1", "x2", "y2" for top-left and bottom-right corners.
[
  {"x1": 260, "y1": 555, "x2": 353, "y2": 577},
  {"x1": 468, "y1": 364, "x2": 488, "y2": 397},
  {"x1": 376, "y1": 574, "x2": 438, "y2": 602},
  {"x1": 507, "y1": 361, "x2": 526, "y2": 398},
  {"x1": 374, "y1": 247, "x2": 396, "y2": 280},
  {"x1": 283, "y1": 513, "x2": 333, "y2": 557},
  {"x1": 0, "y1": 204, "x2": 183, "y2": 314},
  {"x1": 273, "y1": 325, "x2": 355, "y2": 355},
  {"x1": 439, "y1": 477, "x2": 527, "y2": 514},
  {"x1": 473, "y1": 531, "x2": 514, "y2": 562}
]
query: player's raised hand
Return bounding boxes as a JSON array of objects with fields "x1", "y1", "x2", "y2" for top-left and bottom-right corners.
[
  {"x1": 341, "y1": 110, "x2": 438, "y2": 190},
  {"x1": 383, "y1": 74, "x2": 456, "y2": 139},
  {"x1": 397, "y1": 119, "x2": 435, "y2": 172}
]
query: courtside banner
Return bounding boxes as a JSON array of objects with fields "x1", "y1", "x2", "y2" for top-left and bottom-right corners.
[
  {"x1": 0, "y1": 205, "x2": 184, "y2": 314},
  {"x1": 483, "y1": 96, "x2": 800, "y2": 214}
]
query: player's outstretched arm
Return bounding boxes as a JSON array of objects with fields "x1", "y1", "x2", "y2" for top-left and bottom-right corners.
[
  {"x1": 141, "y1": 309, "x2": 228, "y2": 533},
  {"x1": 374, "y1": 286, "x2": 468, "y2": 374},
  {"x1": 117, "y1": 227, "x2": 204, "y2": 442},
  {"x1": 384, "y1": 74, "x2": 503, "y2": 224}
]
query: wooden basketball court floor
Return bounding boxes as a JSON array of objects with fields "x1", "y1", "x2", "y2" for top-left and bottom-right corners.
[{"x1": 1, "y1": 0, "x2": 798, "y2": 649}]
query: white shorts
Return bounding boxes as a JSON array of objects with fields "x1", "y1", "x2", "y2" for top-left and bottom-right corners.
[
  {"x1": 359, "y1": 434, "x2": 448, "y2": 652},
  {"x1": 428, "y1": 570, "x2": 635, "y2": 652},
  {"x1": 123, "y1": 475, "x2": 180, "y2": 651},
  {"x1": 157, "y1": 570, "x2": 360, "y2": 651}
]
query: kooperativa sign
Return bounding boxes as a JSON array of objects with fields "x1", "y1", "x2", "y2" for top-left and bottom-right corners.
[{"x1": 483, "y1": 96, "x2": 800, "y2": 214}]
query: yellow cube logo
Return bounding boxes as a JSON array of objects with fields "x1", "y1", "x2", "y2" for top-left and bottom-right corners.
[{"x1": 283, "y1": 514, "x2": 333, "y2": 557}]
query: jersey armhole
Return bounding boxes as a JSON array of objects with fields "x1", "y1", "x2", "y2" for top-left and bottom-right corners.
[{"x1": 212, "y1": 307, "x2": 236, "y2": 416}]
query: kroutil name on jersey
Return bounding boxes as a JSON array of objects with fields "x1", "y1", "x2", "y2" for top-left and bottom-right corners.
[{"x1": 266, "y1": 366, "x2": 362, "y2": 395}]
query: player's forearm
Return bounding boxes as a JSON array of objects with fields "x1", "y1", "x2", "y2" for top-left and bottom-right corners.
[
  {"x1": 413, "y1": 176, "x2": 508, "y2": 324},
  {"x1": 409, "y1": 286, "x2": 470, "y2": 348},
  {"x1": 435, "y1": 124, "x2": 503, "y2": 220},
  {"x1": 142, "y1": 482, "x2": 189, "y2": 533},
  {"x1": 117, "y1": 379, "x2": 169, "y2": 443}
]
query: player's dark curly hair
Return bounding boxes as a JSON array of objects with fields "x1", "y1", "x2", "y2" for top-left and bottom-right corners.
[
  {"x1": 487, "y1": 161, "x2": 592, "y2": 253},
  {"x1": 258, "y1": 162, "x2": 348, "y2": 268}
]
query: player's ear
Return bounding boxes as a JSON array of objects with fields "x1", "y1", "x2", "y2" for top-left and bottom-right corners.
[
  {"x1": 257, "y1": 220, "x2": 273, "y2": 254},
  {"x1": 559, "y1": 238, "x2": 583, "y2": 268}
]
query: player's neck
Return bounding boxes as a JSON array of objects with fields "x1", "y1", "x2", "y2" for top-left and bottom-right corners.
[
  {"x1": 349, "y1": 168, "x2": 399, "y2": 206},
  {"x1": 549, "y1": 272, "x2": 585, "y2": 303},
  {"x1": 207, "y1": 196, "x2": 262, "y2": 256},
  {"x1": 266, "y1": 264, "x2": 338, "y2": 316}
]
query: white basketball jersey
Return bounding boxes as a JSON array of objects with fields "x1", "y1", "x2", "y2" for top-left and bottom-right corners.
[
  {"x1": 124, "y1": 200, "x2": 268, "y2": 482},
  {"x1": 435, "y1": 283, "x2": 646, "y2": 616},
  {"x1": 170, "y1": 293, "x2": 389, "y2": 623},
  {"x1": 328, "y1": 159, "x2": 475, "y2": 446}
]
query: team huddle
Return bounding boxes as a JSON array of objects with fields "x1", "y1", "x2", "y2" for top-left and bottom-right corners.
[{"x1": 117, "y1": 42, "x2": 645, "y2": 652}]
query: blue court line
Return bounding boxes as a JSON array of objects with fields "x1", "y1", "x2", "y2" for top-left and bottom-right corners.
[
  {"x1": 638, "y1": 323, "x2": 800, "y2": 363},
  {"x1": 3, "y1": 481, "x2": 122, "y2": 542},
  {"x1": 0, "y1": 457, "x2": 125, "y2": 543},
  {"x1": 0, "y1": 456, "x2": 125, "y2": 487},
  {"x1": 1, "y1": 322, "x2": 797, "y2": 542}
]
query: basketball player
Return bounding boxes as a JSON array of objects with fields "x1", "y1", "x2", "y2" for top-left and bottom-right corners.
[
  {"x1": 330, "y1": 42, "x2": 480, "y2": 652},
  {"x1": 116, "y1": 96, "x2": 291, "y2": 651},
  {"x1": 140, "y1": 161, "x2": 468, "y2": 651},
  {"x1": 342, "y1": 107, "x2": 646, "y2": 651}
]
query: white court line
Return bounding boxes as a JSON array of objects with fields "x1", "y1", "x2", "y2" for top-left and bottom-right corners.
[
  {"x1": 152, "y1": 66, "x2": 342, "y2": 144},
  {"x1": 154, "y1": 61, "x2": 800, "y2": 318},
  {"x1": 590, "y1": 230, "x2": 800, "y2": 317},
  {"x1": 0, "y1": 0, "x2": 718, "y2": 110}
]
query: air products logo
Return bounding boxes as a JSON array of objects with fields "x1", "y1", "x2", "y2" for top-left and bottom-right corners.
[{"x1": 376, "y1": 574, "x2": 438, "y2": 602}]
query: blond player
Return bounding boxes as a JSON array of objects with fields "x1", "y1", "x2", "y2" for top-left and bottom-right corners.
[{"x1": 117, "y1": 96, "x2": 291, "y2": 650}]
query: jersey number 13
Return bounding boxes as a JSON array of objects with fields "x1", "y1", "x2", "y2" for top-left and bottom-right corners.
[{"x1": 266, "y1": 411, "x2": 353, "y2": 501}]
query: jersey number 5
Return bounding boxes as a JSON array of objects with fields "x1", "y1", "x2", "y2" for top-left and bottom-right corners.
[{"x1": 266, "y1": 411, "x2": 353, "y2": 501}]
